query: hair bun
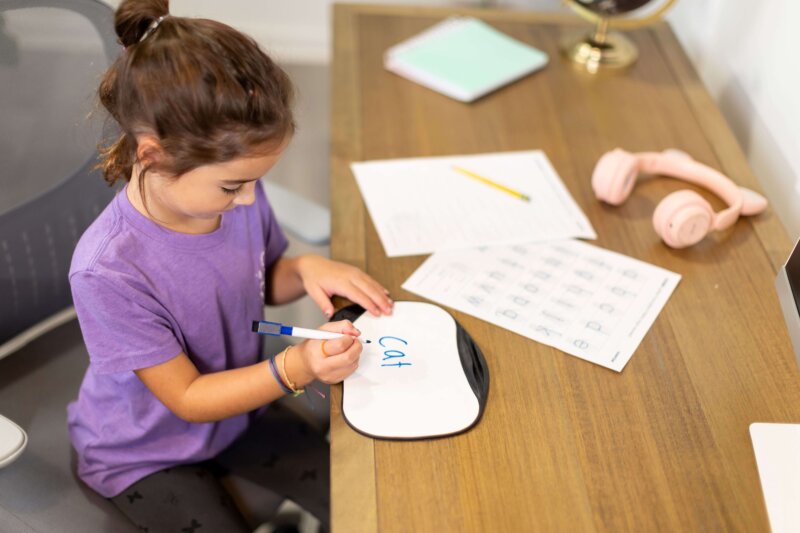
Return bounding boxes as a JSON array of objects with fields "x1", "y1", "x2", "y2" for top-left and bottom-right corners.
[{"x1": 114, "y1": 0, "x2": 170, "y2": 48}]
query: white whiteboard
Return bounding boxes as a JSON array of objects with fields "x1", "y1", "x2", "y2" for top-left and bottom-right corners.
[{"x1": 343, "y1": 302, "x2": 482, "y2": 439}]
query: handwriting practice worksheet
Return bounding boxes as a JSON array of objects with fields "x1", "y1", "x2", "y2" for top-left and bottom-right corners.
[
  {"x1": 352, "y1": 151, "x2": 596, "y2": 257},
  {"x1": 403, "y1": 240, "x2": 681, "y2": 371}
]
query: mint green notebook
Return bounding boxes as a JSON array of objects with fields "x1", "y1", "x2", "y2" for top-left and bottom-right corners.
[{"x1": 384, "y1": 17, "x2": 549, "y2": 102}]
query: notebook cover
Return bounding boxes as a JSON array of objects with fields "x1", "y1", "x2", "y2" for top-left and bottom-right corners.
[{"x1": 384, "y1": 17, "x2": 549, "y2": 102}]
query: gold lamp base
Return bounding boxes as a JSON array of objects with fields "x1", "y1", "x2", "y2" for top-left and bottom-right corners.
[{"x1": 561, "y1": 30, "x2": 638, "y2": 73}]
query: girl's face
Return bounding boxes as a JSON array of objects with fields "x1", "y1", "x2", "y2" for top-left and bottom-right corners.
[{"x1": 145, "y1": 141, "x2": 286, "y2": 231}]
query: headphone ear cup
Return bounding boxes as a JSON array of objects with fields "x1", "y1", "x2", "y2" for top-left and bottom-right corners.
[
  {"x1": 652, "y1": 190, "x2": 714, "y2": 248},
  {"x1": 592, "y1": 149, "x2": 640, "y2": 205}
]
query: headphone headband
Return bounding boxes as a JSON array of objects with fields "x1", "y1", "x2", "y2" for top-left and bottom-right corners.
[
  {"x1": 591, "y1": 148, "x2": 768, "y2": 248},
  {"x1": 636, "y1": 151, "x2": 743, "y2": 231}
]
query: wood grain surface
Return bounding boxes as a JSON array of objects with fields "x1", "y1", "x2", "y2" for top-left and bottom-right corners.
[{"x1": 330, "y1": 5, "x2": 800, "y2": 532}]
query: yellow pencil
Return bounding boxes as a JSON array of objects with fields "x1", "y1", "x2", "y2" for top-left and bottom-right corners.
[{"x1": 452, "y1": 165, "x2": 531, "y2": 202}]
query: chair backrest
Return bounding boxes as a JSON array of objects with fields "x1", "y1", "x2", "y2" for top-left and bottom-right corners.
[{"x1": 0, "y1": 0, "x2": 119, "y2": 358}]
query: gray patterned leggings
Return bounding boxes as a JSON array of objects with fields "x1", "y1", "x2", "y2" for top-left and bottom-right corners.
[{"x1": 110, "y1": 402, "x2": 329, "y2": 533}]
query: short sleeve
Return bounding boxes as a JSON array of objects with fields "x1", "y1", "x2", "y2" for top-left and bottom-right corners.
[
  {"x1": 256, "y1": 181, "x2": 289, "y2": 269},
  {"x1": 70, "y1": 271, "x2": 184, "y2": 374}
]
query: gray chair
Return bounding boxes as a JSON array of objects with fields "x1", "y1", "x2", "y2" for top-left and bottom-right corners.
[
  {"x1": 0, "y1": 0, "x2": 117, "y2": 359},
  {"x1": 0, "y1": 2, "x2": 138, "y2": 530},
  {"x1": 0, "y1": 1, "x2": 324, "y2": 530}
]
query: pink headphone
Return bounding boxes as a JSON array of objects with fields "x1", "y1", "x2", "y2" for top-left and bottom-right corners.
[{"x1": 591, "y1": 148, "x2": 768, "y2": 248}]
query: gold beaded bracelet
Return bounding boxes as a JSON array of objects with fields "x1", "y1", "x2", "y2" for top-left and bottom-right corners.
[{"x1": 280, "y1": 346, "x2": 305, "y2": 396}]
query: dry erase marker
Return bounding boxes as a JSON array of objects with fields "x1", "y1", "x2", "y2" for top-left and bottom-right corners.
[
  {"x1": 251, "y1": 320, "x2": 371, "y2": 343},
  {"x1": 452, "y1": 165, "x2": 531, "y2": 202}
]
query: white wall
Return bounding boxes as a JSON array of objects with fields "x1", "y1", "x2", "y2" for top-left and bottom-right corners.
[
  {"x1": 99, "y1": 0, "x2": 800, "y2": 240},
  {"x1": 667, "y1": 0, "x2": 800, "y2": 241},
  {"x1": 102, "y1": 0, "x2": 471, "y2": 62},
  {"x1": 162, "y1": 1, "x2": 556, "y2": 63}
]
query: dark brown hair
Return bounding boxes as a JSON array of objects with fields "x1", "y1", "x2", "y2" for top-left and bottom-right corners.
[{"x1": 98, "y1": 0, "x2": 295, "y2": 189}]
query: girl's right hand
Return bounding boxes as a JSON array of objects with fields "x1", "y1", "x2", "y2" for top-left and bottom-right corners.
[{"x1": 292, "y1": 320, "x2": 363, "y2": 385}]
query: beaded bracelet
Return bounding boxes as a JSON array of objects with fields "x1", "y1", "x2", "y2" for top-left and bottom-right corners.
[
  {"x1": 280, "y1": 346, "x2": 305, "y2": 397},
  {"x1": 268, "y1": 353, "x2": 292, "y2": 395}
]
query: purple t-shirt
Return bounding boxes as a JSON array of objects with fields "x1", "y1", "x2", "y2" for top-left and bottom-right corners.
[{"x1": 67, "y1": 180, "x2": 288, "y2": 497}]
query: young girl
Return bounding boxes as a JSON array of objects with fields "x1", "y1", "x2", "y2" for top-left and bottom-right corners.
[{"x1": 67, "y1": 1, "x2": 392, "y2": 531}]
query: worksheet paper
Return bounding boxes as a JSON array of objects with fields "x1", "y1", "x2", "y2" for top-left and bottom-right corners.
[
  {"x1": 402, "y1": 239, "x2": 681, "y2": 371},
  {"x1": 351, "y1": 151, "x2": 596, "y2": 257}
]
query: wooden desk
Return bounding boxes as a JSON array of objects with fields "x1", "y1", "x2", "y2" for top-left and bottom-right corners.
[{"x1": 329, "y1": 5, "x2": 800, "y2": 531}]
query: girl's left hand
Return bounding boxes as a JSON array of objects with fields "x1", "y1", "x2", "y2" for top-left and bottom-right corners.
[{"x1": 296, "y1": 255, "x2": 393, "y2": 318}]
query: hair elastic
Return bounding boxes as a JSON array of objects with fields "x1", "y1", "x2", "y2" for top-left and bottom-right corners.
[
  {"x1": 139, "y1": 14, "x2": 170, "y2": 43},
  {"x1": 268, "y1": 354, "x2": 292, "y2": 395}
]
